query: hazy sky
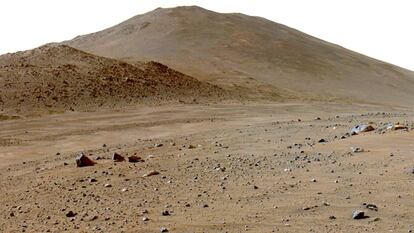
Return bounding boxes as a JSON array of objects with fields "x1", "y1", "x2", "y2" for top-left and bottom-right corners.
[{"x1": 1, "y1": 0, "x2": 413, "y2": 70}]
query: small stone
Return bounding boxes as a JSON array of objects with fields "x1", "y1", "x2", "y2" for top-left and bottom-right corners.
[
  {"x1": 318, "y1": 139, "x2": 327, "y2": 143},
  {"x1": 352, "y1": 210, "x2": 365, "y2": 219},
  {"x1": 76, "y1": 153, "x2": 95, "y2": 167},
  {"x1": 392, "y1": 124, "x2": 408, "y2": 130},
  {"x1": 351, "y1": 124, "x2": 375, "y2": 135},
  {"x1": 322, "y1": 202, "x2": 330, "y2": 206},
  {"x1": 128, "y1": 155, "x2": 143, "y2": 163},
  {"x1": 112, "y1": 152, "x2": 125, "y2": 162},
  {"x1": 121, "y1": 187, "x2": 128, "y2": 192},
  {"x1": 154, "y1": 143, "x2": 163, "y2": 148},
  {"x1": 89, "y1": 178, "x2": 97, "y2": 183},
  {"x1": 162, "y1": 210, "x2": 170, "y2": 216},
  {"x1": 142, "y1": 217, "x2": 149, "y2": 221},
  {"x1": 329, "y1": 215, "x2": 336, "y2": 220},
  {"x1": 310, "y1": 178, "x2": 317, "y2": 182},
  {"x1": 66, "y1": 211, "x2": 77, "y2": 217},
  {"x1": 143, "y1": 170, "x2": 160, "y2": 177},
  {"x1": 160, "y1": 227, "x2": 169, "y2": 232},
  {"x1": 365, "y1": 203, "x2": 378, "y2": 211},
  {"x1": 351, "y1": 147, "x2": 364, "y2": 153},
  {"x1": 104, "y1": 183, "x2": 112, "y2": 188}
]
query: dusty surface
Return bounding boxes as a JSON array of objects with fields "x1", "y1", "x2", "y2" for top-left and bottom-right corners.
[{"x1": 1, "y1": 103, "x2": 414, "y2": 232}]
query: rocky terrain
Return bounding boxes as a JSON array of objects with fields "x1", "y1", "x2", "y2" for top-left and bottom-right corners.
[
  {"x1": 0, "y1": 44, "x2": 236, "y2": 115},
  {"x1": 1, "y1": 103, "x2": 414, "y2": 232}
]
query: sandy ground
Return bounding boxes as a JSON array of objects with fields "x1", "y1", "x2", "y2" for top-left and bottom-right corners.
[{"x1": 1, "y1": 102, "x2": 414, "y2": 232}]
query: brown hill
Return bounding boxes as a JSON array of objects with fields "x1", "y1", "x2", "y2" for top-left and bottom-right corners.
[
  {"x1": 65, "y1": 6, "x2": 414, "y2": 106},
  {"x1": 0, "y1": 44, "x2": 234, "y2": 114}
]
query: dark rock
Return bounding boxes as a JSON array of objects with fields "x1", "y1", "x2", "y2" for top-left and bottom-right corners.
[
  {"x1": 352, "y1": 210, "x2": 366, "y2": 219},
  {"x1": 162, "y1": 210, "x2": 170, "y2": 216},
  {"x1": 318, "y1": 139, "x2": 327, "y2": 143},
  {"x1": 128, "y1": 155, "x2": 143, "y2": 163},
  {"x1": 364, "y1": 203, "x2": 378, "y2": 211},
  {"x1": 66, "y1": 211, "x2": 77, "y2": 217},
  {"x1": 112, "y1": 152, "x2": 125, "y2": 162},
  {"x1": 160, "y1": 227, "x2": 169, "y2": 232},
  {"x1": 76, "y1": 153, "x2": 95, "y2": 167}
]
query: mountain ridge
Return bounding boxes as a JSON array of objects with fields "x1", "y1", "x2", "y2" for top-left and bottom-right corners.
[{"x1": 0, "y1": 44, "x2": 237, "y2": 114}]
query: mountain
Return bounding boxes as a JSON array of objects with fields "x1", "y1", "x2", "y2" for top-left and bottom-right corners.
[
  {"x1": 64, "y1": 6, "x2": 414, "y2": 106},
  {"x1": 0, "y1": 44, "x2": 234, "y2": 113}
]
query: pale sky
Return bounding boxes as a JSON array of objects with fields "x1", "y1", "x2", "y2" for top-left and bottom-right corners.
[{"x1": 1, "y1": 0, "x2": 413, "y2": 70}]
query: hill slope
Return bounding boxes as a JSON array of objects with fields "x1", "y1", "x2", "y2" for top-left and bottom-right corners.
[
  {"x1": 0, "y1": 44, "x2": 233, "y2": 114},
  {"x1": 65, "y1": 6, "x2": 414, "y2": 106}
]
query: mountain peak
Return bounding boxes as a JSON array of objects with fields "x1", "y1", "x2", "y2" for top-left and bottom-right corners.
[
  {"x1": 153, "y1": 5, "x2": 209, "y2": 12},
  {"x1": 64, "y1": 6, "x2": 414, "y2": 106}
]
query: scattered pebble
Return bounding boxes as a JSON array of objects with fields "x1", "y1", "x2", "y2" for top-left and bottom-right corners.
[{"x1": 143, "y1": 170, "x2": 160, "y2": 177}]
